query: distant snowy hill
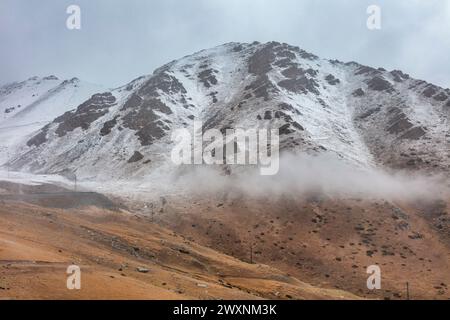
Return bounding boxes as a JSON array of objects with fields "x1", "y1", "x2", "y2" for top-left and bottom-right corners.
[
  {"x1": 5, "y1": 42, "x2": 450, "y2": 179},
  {"x1": 0, "y1": 76, "x2": 104, "y2": 164}
]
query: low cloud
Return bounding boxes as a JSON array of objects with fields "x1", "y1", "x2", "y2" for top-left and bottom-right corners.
[{"x1": 164, "y1": 153, "x2": 449, "y2": 201}]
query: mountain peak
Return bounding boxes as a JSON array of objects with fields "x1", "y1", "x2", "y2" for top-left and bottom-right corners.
[
  {"x1": 42, "y1": 75, "x2": 59, "y2": 81},
  {"x1": 4, "y1": 42, "x2": 450, "y2": 179}
]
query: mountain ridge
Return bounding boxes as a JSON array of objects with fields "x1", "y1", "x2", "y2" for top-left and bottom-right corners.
[
  {"x1": 4, "y1": 41, "x2": 450, "y2": 180},
  {"x1": 0, "y1": 75, "x2": 104, "y2": 164}
]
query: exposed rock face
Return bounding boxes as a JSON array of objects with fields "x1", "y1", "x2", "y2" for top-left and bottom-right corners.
[
  {"x1": 400, "y1": 127, "x2": 426, "y2": 140},
  {"x1": 116, "y1": 70, "x2": 188, "y2": 146},
  {"x1": 278, "y1": 76, "x2": 319, "y2": 95},
  {"x1": 27, "y1": 125, "x2": 50, "y2": 147},
  {"x1": 352, "y1": 88, "x2": 365, "y2": 97},
  {"x1": 390, "y1": 70, "x2": 409, "y2": 82},
  {"x1": 100, "y1": 116, "x2": 119, "y2": 136},
  {"x1": 43, "y1": 75, "x2": 59, "y2": 81},
  {"x1": 386, "y1": 108, "x2": 414, "y2": 134},
  {"x1": 7, "y1": 41, "x2": 450, "y2": 178},
  {"x1": 354, "y1": 65, "x2": 380, "y2": 77},
  {"x1": 367, "y1": 76, "x2": 395, "y2": 93},
  {"x1": 198, "y1": 68, "x2": 218, "y2": 88},
  {"x1": 121, "y1": 96, "x2": 172, "y2": 146},
  {"x1": 325, "y1": 74, "x2": 340, "y2": 85},
  {"x1": 128, "y1": 151, "x2": 144, "y2": 163},
  {"x1": 433, "y1": 92, "x2": 448, "y2": 101},
  {"x1": 53, "y1": 92, "x2": 116, "y2": 137},
  {"x1": 423, "y1": 85, "x2": 437, "y2": 97}
]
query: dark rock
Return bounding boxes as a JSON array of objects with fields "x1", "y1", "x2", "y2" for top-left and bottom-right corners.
[
  {"x1": 264, "y1": 110, "x2": 272, "y2": 120},
  {"x1": 233, "y1": 44, "x2": 244, "y2": 52},
  {"x1": 400, "y1": 127, "x2": 426, "y2": 140},
  {"x1": 178, "y1": 248, "x2": 190, "y2": 254},
  {"x1": 245, "y1": 74, "x2": 278, "y2": 101},
  {"x1": 298, "y1": 50, "x2": 318, "y2": 60},
  {"x1": 433, "y1": 92, "x2": 448, "y2": 101},
  {"x1": 387, "y1": 108, "x2": 414, "y2": 134},
  {"x1": 122, "y1": 108, "x2": 170, "y2": 146},
  {"x1": 325, "y1": 74, "x2": 340, "y2": 85},
  {"x1": 306, "y1": 69, "x2": 318, "y2": 77},
  {"x1": 355, "y1": 66, "x2": 380, "y2": 76},
  {"x1": 198, "y1": 69, "x2": 218, "y2": 88},
  {"x1": 408, "y1": 232, "x2": 423, "y2": 240},
  {"x1": 248, "y1": 43, "x2": 277, "y2": 76},
  {"x1": 292, "y1": 122, "x2": 304, "y2": 131},
  {"x1": 27, "y1": 124, "x2": 50, "y2": 147},
  {"x1": 352, "y1": 88, "x2": 365, "y2": 97},
  {"x1": 139, "y1": 71, "x2": 187, "y2": 98},
  {"x1": 278, "y1": 76, "x2": 319, "y2": 95},
  {"x1": 207, "y1": 92, "x2": 218, "y2": 103},
  {"x1": 367, "y1": 76, "x2": 394, "y2": 92},
  {"x1": 128, "y1": 151, "x2": 144, "y2": 163},
  {"x1": 279, "y1": 103, "x2": 296, "y2": 113},
  {"x1": 121, "y1": 90, "x2": 173, "y2": 146},
  {"x1": 390, "y1": 70, "x2": 409, "y2": 82},
  {"x1": 281, "y1": 66, "x2": 305, "y2": 79},
  {"x1": 358, "y1": 107, "x2": 381, "y2": 120},
  {"x1": 246, "y1": 43, "x2": 282, "y2": 101},
  {"x1": 387, "y1": 118, "x2": 413, "y2": 134},
  {"x1": 100, "y1": 116, "x2": 119, "y2": 136},
  {"x1": 43, "y1": 75, "x2": 59, "y2": 80},
  {"x1": 274, "y1": 58, "x2": 294, "y2": 68},
  {"x1": 54, "y1": 92, "x2": 116, "y2": 137},
  {"x1": 279, "y1": 124, "x2": 295, "y2": 135},
  {"x1": 422, "y1": 86, "x2": 437, "y2": 98}
]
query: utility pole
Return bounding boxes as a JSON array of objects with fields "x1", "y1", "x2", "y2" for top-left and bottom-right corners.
[
  {"x1": 151, "y1": 203, "x2": 154, "y2": 222},
  {"x1": 74, "y1": 174, "x2": 77, "y2": 192},
  {"x1": 406, "y1": 282, "x2": 410, "y2": 300}
]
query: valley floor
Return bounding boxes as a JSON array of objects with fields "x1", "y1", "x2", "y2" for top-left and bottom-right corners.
[
  {"x1": 0, "y1": 183, "x2": 356, "y2": 300},
  {"x1": 0, "y1": 180, "x2": 449, "y2": 300}
]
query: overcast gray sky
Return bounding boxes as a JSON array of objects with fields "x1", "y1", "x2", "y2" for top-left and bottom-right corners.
[{"x1": 1, "y1": 0, "x2": 449, "y2": 88}]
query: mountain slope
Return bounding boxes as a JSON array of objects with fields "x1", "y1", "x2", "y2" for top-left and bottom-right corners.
[
  {"x1": 0, "y1": 182, "x2": 358, "y2": 300},
  {"x1": 7, "y1": 42, "x2": 450, "y2": 179},
  {"x1": 0, "y1": 76, "x2": 104, "y2": 164},
  {"x1": 1, "y1": 42, "x2": 450, "y2": 300}
]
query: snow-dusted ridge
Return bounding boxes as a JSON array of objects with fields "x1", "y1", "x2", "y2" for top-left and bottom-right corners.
[
  {"x1": 3, "y1": 42, "x2": 450, "y2": 182},
  {"x1": 0, "y1": 75, "x2": 105, "y2": 164}
]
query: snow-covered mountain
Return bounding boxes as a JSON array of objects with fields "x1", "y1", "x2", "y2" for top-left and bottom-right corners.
[
  {"x1": 6, "y1": 42, "x2": 450, "y2": 179},
  {"x1": 0, "y1": 76, "x2": 104, "y2": 164}
]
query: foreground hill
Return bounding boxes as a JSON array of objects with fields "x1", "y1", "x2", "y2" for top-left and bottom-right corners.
[
  {"x1": 0, "y1": 181, "x2": 357, "y2": 300},
  {"x1": 147, "y1": 192, "x2": 450, "y2": 300}
]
